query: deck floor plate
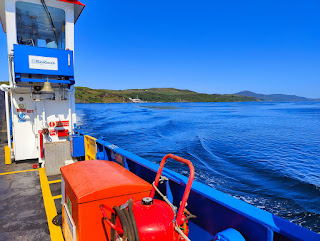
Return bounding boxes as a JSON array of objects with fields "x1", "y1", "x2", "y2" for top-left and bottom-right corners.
[{"x1": 0, "y1": 168, "x2": 50, "y2": 241}]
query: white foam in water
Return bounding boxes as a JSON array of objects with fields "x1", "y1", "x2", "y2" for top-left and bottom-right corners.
[{"x1": 76, "y1": 101, "x2": 320, "y2": 232}]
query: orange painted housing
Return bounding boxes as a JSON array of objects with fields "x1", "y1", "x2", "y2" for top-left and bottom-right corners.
[{"x1": 61, "y1": 160, "x2": 153, "y2": 241}]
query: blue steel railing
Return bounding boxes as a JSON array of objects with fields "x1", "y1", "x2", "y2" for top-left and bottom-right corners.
[{"x1": 73, "y1": 130, "x2": 319, "y2": 241}]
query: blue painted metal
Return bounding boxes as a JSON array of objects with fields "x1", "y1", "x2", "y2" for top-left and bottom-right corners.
[
  {"x1": 16, "y1": 78, "x2": 75, "y2": 85},
  {"x1": 166, "y1": 180, "x2": 174, "y2": 204},
  {"x1": 13, "y1": 44, "x2": 74, "y2": 78},
  {"x1": 76, "y1": 135, "x2": 320, "y2": 241},
  {"x1": 214, "y1": 228, "x2": 246, "y2": 241},
  {"x1": 124, "y1": 157, "x2": 130, "y2": 170},
  {"x1": 188, "y1": 221, "x2": 215, "y2": 240},
  {"x1": 70, "y1": 134, "x2": 85, "y2": 158}
]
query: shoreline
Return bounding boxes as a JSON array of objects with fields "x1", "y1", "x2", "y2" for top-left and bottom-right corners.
[{"x1": 75, "y1": 100, "x2": 318, "y2": 104}]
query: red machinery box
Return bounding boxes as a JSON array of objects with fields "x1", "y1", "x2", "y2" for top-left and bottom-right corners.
[{"x1": 61, "y1": 160, "x2": 152, "y2": 241}]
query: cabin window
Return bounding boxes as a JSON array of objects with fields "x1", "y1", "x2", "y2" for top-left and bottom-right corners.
[{"x1": 16, "y1": 1, "x2": 65, "y2": 49}]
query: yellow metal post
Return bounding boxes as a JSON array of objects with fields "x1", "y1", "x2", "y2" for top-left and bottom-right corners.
[
  {"x1": 84, "y1": 135, "x2": 97, "y2": 160},
  {"x1": 5, "y1": 146, "x2": 11, "y2": 165}
]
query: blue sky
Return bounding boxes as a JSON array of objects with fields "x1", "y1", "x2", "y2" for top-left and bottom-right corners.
[{"x1": 0, "y1": 0, "x2": 319, "y2": 98}]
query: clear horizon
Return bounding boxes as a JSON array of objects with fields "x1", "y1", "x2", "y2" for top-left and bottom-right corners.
[{"x1": 0, "y1": 0, "x2": 319, "y2": 98}]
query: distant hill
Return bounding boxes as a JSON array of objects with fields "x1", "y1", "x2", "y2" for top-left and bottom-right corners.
[
  {"x1": 75, "y1": 87, "x2": 259, "y2": 103},
  {"x1": 235, "y1": 91, "x2": 314, "y2": 101}
]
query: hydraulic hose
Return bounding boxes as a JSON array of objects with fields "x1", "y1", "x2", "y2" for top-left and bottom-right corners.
[
  {"x1": 113, "y1": 206, "x2": 129, "y2": 241},
  {"x1": 128, "y1": 199, "x2": 140, "y2": 241},
  {"x1": 110, "y1": 199, "x2": 140, "y2": 241},
  {"x1": 123, "y1": 208, "x2": 135, "y2": 241}
]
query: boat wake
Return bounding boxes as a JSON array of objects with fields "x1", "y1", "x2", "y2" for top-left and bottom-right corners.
[{"x1": 76, "y1": 101, "x2": 320, "y2": 232}]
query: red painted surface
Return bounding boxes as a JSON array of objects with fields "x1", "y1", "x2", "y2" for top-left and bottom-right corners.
[
  {"x1": 49, "y1": 129, "x2": 56, "y2": 136},
  {"x1": 133, "y1": 199, "x2": 175, "y2": 241},
  {"x1": 56, "y1": 120, "x2": 69, "y2": 127},
  {"x1": 60, "y1": 160, "x2": 152, "y2": 241},
  {"x1": 17, "y1": 109, "x2": 26, "y2": 112},
  {"x1": 150, "y1": 154, "x2": 195, "y2": 226},
  {"x1": 57, "y1": 0, "x2": 85, "y2": 23},
  {"x1": 58, "y1": 0, "x2": 85, "y2": 6},
  {"x1": 100, "y1": 204, "x2": 124, "y2": 234},
  {"x1": 38, "y1": 130, "x2": 43, "y2": 158},
  {"x1": 100, "y1": 154, "x2": 194, "y2": 241},
  {"x1": 57, "y1": 129, "x2": 69, "y2": 137}
]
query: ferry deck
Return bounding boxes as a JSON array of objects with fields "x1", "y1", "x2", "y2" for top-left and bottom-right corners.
[
  {"x1": 0, "y1": 0, "x2": 319, "y2": 240},
  {"x1": 0, "y1": 91, "x2": 63, "y2": 240}
]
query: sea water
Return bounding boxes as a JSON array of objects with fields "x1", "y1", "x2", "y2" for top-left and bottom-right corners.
[{"x1": 76, "y1": 101, "x2": 320, "y2": 232}]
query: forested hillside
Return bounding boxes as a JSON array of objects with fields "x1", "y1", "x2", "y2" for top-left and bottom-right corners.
[{"x1": 75, "y1": 87, "x2": 259, "y2": 103}]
